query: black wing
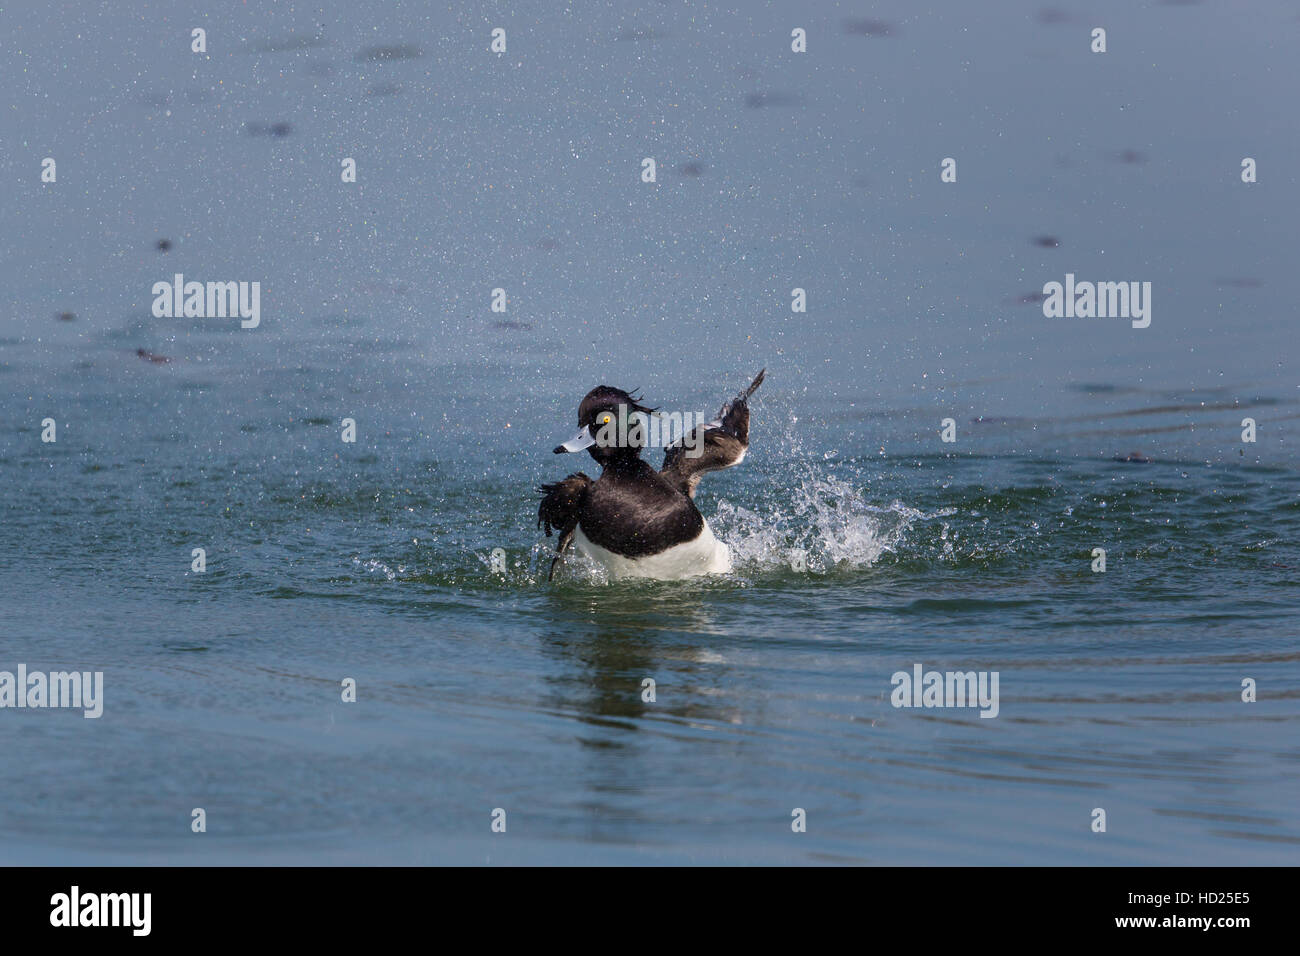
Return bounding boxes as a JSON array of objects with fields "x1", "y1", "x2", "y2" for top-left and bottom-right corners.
[
  {"x1": 538, "y1": 472, "x2": 592, "y2": 580},
  {"x1": 661, "y1": 368, "x2": 765, "y2": 498}
]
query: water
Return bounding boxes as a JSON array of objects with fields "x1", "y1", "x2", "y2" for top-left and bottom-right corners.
[{"x1": 2, "y1": 0, "x2": 1299, "y2": 864}]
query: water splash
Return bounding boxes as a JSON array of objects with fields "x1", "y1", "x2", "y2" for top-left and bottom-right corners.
[
  {"x1": 713, "y1": 468, "x2": 951, "y2": 573},
  {"x1": 353, "y1": 556, "x2": 405, "y2": 581}
]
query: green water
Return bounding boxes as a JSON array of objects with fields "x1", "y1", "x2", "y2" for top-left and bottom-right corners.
[{"x1": 2, "y1": 347, "x2": 1297, "y2": 864}]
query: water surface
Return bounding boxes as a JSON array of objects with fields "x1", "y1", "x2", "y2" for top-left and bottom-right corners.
[{"x1": 1, "y1": 0, "x2": 1298, "y2": 864}]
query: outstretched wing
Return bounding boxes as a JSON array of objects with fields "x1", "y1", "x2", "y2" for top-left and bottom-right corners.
[
  {"x1": 538, "y1": 472, "x2": 592, "y2": 580},
  {"x1": 661, "y1": 369, "x2": 765, "y2": 498}
]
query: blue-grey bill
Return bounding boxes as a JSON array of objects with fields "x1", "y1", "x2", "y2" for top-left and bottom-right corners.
[{"x1": 554, "y1": 425, "x2": 596, "y2": 454}]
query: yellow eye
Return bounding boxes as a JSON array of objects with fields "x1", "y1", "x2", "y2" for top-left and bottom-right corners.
[{"x1": 599, "y1": 413, "x2": 612, "y2": 425}]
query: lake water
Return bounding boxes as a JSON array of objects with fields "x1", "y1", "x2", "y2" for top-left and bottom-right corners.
[{"x1": 2, "y1": 0, "x2": 1298, "y2": 864}]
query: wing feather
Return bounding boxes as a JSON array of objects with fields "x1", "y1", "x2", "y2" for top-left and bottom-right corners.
[{"x1": 660, "y1": 369, "x2": 764, "y2": 498}]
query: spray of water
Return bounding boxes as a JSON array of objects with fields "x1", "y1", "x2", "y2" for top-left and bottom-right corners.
[
  {"x1": 713, "y1": 469, "x2": 951, "y2": 574},
  {"x1": 359, "y1": 410, "x2": 957, "y2": 586}
]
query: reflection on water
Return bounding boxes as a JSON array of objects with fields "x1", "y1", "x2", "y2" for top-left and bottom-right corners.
[{"x1": 540, "y1": 589, "x2": 729, "y2": 736}]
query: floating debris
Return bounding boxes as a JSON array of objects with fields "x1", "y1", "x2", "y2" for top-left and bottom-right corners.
[
  {"x1": 1074, "y1": 383, "x2": 1119, "y2": 394},
  {"x1": 244, "y1": 121, "x2": 294, "y2": 138},
  {"x1": 136, "y1": 348, "x2": 170, "y2": 364},
  {"x1": 1032, "y1": 236, "x2": 1060, "y2": 248},
  {"x1": 156, "y1": 239, "x2": 172, "y2": 252},
  {"x1": 357, "y1": 45, "x2": 423, "y2": 62},
  {"x1": 1113, "y1": 451, "x2": 1151, "y2": 463},
  {"x1": 680, "y1": 162, "x2": 707, "y2": 177},
  {"x1": 56, "y1": 311, "x2": 76, "y2": 322}
]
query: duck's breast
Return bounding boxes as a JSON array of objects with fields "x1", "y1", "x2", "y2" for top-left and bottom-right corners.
[{"x1": 573, "y1": 521, "x2": 731, "y2": 579}]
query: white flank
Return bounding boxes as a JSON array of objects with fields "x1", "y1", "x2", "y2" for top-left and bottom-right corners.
[{"x1": 573, "y1": 521, "x2": 732, "y2": 580}]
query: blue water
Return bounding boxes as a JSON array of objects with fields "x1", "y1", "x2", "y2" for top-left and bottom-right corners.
[{"x1": 2, "y1": 0, "x2": 1298, "y2": 864}]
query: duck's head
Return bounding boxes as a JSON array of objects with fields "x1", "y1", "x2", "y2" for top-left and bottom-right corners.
[{"x1": 553, "y1": 386, "x2": 656, "y2": 464}]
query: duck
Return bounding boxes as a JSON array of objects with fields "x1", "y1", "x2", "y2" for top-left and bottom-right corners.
[{"x1": 538, "y1": 369, "x2": 765, "y2": 580}]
